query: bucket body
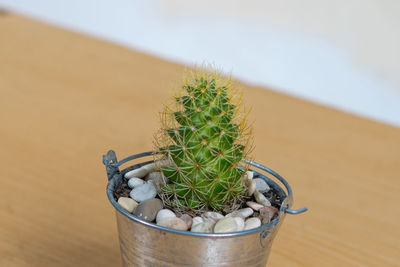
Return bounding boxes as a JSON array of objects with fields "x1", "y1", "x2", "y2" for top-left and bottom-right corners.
[
  {"x1": 104, "y1": 151, "x2": 305, "y2": 267},
  {"x1": 115, "y1": 209, "x2": 284, "y2": 266}
]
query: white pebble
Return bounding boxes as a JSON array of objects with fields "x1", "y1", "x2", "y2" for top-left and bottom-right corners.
[
  {"x1": 244, "y1": 217, "x2": 261, "y2": 230},
  {"x1": 125, "y1": 167, "x2": 149, "y2": 179},
  {"x1": 191, "y1": 221, "x2": 214, "y2": 233},
  {"x1": 233, "y1": 217, "x2": 245, "y2": 231},
  {"x1": 128, "y1": 177, "x2": 145, "y2": 188},
  {"x1": 214, "y1": 217, "x2": 241, "y2": 233},
  {"x1": 238, "y1": 208, "x2": 254, "y2": 218},
  {"x1": 129, "y1": 183, "x2": 157, "y2": 202},
  {"x1": 225, "y1": 208, "x2": 253, "y2": 219},
  {"x1": 246, "y1": 201, "x2": 264, "y2": 211},
  {"x1": 192, "y1": 217, "x2": 204, "y2": 227},
  {"x1": 254, "y1": 191, "x2": 272, "y2": 206},
  {"x1": 125, "y1": 160, "x2": 171, "y2": 179},
  {"x1": 117, "y1": 197, "x2": 138, "y2": 213},
  {"x1": 203, "y1": 212, "x2": 224, "y2": 221},
  {"x1": 253, "y1": 178, "x2": 270, "y2": 192},
  {"x1": 156, "y1": 209, "x2": 176, "y2": 224}
]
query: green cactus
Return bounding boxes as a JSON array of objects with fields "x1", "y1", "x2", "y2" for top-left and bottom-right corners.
[{"x1": 155, "y1": 69, "x2": 252, "y2": 214}]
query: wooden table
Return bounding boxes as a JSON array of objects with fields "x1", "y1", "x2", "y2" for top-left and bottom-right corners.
[{"x1": 1, "y1": 13, "x2": 399, "y2": 267}]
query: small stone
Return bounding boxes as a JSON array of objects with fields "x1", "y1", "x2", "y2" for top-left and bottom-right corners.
[
  {"x1": 157, "y1": 217, "x2": 189, "y2": 231},
  {"x1": 233, "y1": 217, "x2": 245, "y2": 231},
  {"x1": 125, "y1": 160, "x2": 171, "y2": 179},
  {"x1": 156, "y1": 209, "x2": 176, "y2": 224},
  {"x1": 247, "y1": 180, "x2": 257, "y2": 196},
  {"x1": 246, "y1": 201, "x2": 264, "y2": 211},
  {"x1": 129, "y1": 183, "x2": 157, "y2": 202},
  {"x1": 244, "y1": 217, "x2": 261, "y2": 230},
  {"x1": 191, "y1": 221, "x2": 214, "y2": 233},
  {"x1": 253, "y1": 178, "x2": 270, "y2": 192},
  {"x1": 117, "y1": 197, "x2": 138, "y2": 213},
  {"x1": 225, "y1": 211, "x2": 238, "y2": 218},
  {"x1": 225, "y1": 208, "x2": 254, "y2": 219},
  {"x1": 192, "y1": 217, "x2": 204, "y2": 227},
  {"x1": 125, "y1": 167, "x2": 149, "y2": 179},
  {"x1": 259, "y1": 206, "x2": 279, "y2": 224},
  {"x1": 254, "y1": 191, "x2": 272, "y2": 206},
  {"x1": 203, "y1": 211, "x2": 224, "y2": 221},
  {"x1": 133, "y1": 198, "x2": 163, "y2": 222},
  {"x1": 238, "y1": 208, "x2": 254, "y2": 218},
  {"x1": 214, "y1": 217, "x2": 241, "y2": 233},
  {"x1": 127, "y1": 177, "x2": 145, "y2": 189},
  {"x1": 180, "y1": 214, "x2": 193, "y2": 228},
  {"x1": 146, "y1": 172, "x2": 167, "y2": 193}
]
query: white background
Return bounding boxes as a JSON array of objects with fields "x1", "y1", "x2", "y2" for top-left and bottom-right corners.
[{"x1": 1, "y1": 0, "x2": 399, "y2": 127}]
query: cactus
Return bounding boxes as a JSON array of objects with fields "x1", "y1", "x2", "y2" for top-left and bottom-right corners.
[{"x1": 155, "y1": 69, "x2": 252, "y2": 214}]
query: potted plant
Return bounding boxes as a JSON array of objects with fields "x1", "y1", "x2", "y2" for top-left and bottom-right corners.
[{"x1": 103, "y1": 68, "x2": 307, "y2": 266}]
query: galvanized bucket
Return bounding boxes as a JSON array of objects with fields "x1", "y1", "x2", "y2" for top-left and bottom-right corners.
[{"x1": 103, "y1": 150, "x2": 307, "y2": 267}]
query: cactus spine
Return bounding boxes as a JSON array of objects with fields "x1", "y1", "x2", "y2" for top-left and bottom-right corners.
[{"x1": 155, "y1": 69, "x2": 252, "y2": 214}]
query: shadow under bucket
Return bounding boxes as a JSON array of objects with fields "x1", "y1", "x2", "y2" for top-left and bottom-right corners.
[{"x1": 103, "y1": 151, "x2": 307, "y2": 267}]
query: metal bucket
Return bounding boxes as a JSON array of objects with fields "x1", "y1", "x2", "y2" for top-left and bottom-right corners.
[{"x1": 103, "y1": 151, "x2": 307, "y2": 267}]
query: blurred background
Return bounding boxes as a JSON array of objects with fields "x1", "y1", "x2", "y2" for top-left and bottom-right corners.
[{"x1": 1, "y1": 0, "x2": 399, "y2": 127}]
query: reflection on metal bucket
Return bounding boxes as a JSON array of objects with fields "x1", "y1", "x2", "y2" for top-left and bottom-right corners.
[{"x1": 103, "y1": 151, "x2": 307, "y2": 267}]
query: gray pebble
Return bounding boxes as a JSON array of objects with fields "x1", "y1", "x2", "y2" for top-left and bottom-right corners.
[
  {"x1": 133, "y1": 198, "x2": 163, "y2": 222},
  {"x1": 253, "y1": 178, "x2": 270, "y2": 192},
  {"x1": 130, "y1": 183, "x2": 157, "y2": 202},
  {"x1": 244, "y1": 217, "x2": 261, "y2": 230}
]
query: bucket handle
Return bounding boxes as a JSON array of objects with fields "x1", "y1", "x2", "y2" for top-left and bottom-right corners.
[{"x1": 284, "y1": 206, "x2": 308, "y2": 214}]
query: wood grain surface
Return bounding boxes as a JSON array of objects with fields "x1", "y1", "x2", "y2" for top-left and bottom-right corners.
[{"x1": 1, "y1": 13, "x2": 399, "y2": 267}]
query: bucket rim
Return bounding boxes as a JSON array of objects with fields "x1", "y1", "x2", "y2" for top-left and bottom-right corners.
[{"x1": 105, "y1": 150, "x2": 294, "y2": 238}]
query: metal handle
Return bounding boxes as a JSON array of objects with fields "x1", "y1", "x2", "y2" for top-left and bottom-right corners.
[
  {"x1": 103, "y1": 150, "x2": 120, "y2": 181},
  {"x1": 284, "y1": 206, "x2": 308, "y2": 214}
]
